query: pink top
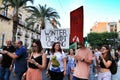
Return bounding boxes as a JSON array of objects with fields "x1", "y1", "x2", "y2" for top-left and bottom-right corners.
[{"x1": 73, "y1": 48, "x2": 93, "y2": 79}]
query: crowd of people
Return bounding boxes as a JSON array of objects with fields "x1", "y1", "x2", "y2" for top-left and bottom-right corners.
[
  {"x1": 0, "y1": 39, "x2": 46, "y2": 80},
  {"x1": 0, "y1": 39, "x2": 120, "y2": 80}
]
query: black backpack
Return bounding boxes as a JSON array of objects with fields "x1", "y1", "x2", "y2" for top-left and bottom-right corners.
[{"x1": 110, "y1": 58, "x2": 117, "y2": 74}]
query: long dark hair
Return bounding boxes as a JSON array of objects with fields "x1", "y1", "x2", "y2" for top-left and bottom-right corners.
[
  {"x1": 102, "y1": 45, "x2": 112, "y2": 60},
  {"x1": 51, "y1": 42, "x2": 62, "y2": 54},
  {"x1": 69, "y1": 48, "x2": 75, "y2": 55},
  {"x1": 32, "y1": 39, "x2": 43, "y2": 53}
]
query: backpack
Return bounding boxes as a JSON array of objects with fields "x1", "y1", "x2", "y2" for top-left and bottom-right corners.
[{"x1": 110, "y1": 58, "x2": 117, "y2": 74}]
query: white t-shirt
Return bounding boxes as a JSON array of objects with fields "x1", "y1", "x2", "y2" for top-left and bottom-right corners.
[{"x1": 49, "y1": 51, "x2": 66, "y2": 72}]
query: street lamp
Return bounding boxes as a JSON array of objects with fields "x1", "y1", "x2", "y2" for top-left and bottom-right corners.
[{"x1": 1, "y1": 32, "x2": 5, "y2": 48}]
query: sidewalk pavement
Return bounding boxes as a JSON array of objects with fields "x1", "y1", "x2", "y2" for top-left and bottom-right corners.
[
  {"x1": 9, "y1": 69, "x2": 68, "y2": 80},
  {"x1": 8, "y1": 60, "x2": 120, "y2": 80}
]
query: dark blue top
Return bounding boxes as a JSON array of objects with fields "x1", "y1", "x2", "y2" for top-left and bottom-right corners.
[{"x1": 14, "y1": 46, "x2": 28, "y2": 73}]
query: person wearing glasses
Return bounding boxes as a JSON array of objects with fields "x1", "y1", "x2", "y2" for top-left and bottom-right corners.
[
  {"x1": 1, "y1": 40, "x2": 28, "y2": 80},
  {"x1": 22, "y1": 39, "x2": 46, "y2": 80},
  {"x1": 98, "y1": 45, "x2": 112, "y2": 80}
]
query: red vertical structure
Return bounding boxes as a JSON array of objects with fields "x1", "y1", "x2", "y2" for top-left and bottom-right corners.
[{"x1": 70, "y1": 6, "x2": 84, "y2": 43}]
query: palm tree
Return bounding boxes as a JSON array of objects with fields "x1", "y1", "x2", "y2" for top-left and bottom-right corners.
[
  {"x1": 25, "y1": 4, "x2": 60, "y2": 31},
  {"x1": 1, "y1": 0, "x2": 34, "y2": 42}
]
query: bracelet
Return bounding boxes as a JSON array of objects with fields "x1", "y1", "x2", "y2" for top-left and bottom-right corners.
[{"x1": 35, "y1": 63, "x2": 39, "y2": 66}]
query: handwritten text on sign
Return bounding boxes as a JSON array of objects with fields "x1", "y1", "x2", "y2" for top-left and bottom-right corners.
[{"x1": 41, "y1": 29, "x2": 69, "y2": 48}]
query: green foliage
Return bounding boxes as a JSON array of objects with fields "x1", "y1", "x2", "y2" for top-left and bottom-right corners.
[
  {"x1": 87, "y1": 32, "x2": 118, "y2": 49},
  {"x1": 25, "y1": 4, "x2": 60, "y2": 30},
  {"x1": 1, "y1": 0, "x2": 34, "y2": 11}
]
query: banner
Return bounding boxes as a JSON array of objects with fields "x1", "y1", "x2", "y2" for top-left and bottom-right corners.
[
  {"x1": 41, "y1": 29, "x2": 70, "y2": 49},
  {"x1": 70, "y1": 6, "x2": 84, "y2": 43}
]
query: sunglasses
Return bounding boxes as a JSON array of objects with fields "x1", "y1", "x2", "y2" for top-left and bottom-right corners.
[{"x1": 32, "y1": 46, "x2": 37, "y2": 47}]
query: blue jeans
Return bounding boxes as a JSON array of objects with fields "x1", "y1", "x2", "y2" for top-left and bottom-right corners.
[
  {"x1": 0, "y1": 67, "x2": 11, "y2": 80},
  {"x1": 15, "y1": 72, "x2": 25, "y2": 80}
]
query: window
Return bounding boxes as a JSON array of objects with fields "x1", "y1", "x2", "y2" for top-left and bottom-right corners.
[
  {"x1": 18, "y1": 28, "x2": 21, "y2": 32},
  {"x1": 17, "y1": 37, "x2": 20, "y2": 40},
  {"x1": 110, "y1": 24, "x2": 114, "y2": 32},
  {"x1": 1, "y1": 4, "x2": 7, "y2": 17},
  {"x1": 24, "y1": 39, "x2": 28, "y2": 47},
  {"x1": 2, "y1": 11, "x2": 7, "y2": 16},
  {"x1": 18, "y1": 13, "x2": 22, "y2": 23},
  {"x1": 37, "y1": 35, "x2": 39, "y2": 39}
]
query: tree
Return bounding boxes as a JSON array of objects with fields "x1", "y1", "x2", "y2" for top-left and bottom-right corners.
[
  {"x1": 87, "y1": 32, "x2": 118, "y2": 49},
  {"x1": 1, "y1": 0, "x2": 34, "y2": 42},
  {"x1": 25, "y1": 4, "x2": 60, "y2": 30}
]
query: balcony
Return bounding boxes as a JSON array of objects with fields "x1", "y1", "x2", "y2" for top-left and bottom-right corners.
[
  {"x1": 25, "y1": 33, "x2": 29, "y2": 38},
  {"x1": 0, "y1": 11, "x2": 12, "y2": 20},
  {"x1": 31, "y1": 29, "x2": 35, "y2": 32},
  {"x1": 18, "y1": 20, "x2": 25, "y2": 27},
  {"x1": 36, "y1": 30, "x2": 41, "y2": 34},
  {"x1": 31, "y1": 35, "x2": 35, "y2": 39},
  {"x1": 25, "y1": 42, "x2": 29, "y2": 48},
  {"x1": 17, "y1": 30, "x2": 23, "y2": 36}
]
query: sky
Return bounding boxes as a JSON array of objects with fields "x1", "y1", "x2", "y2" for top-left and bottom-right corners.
[{"x1": 28, "y1": 0, "x2": 120, "y2": 37}]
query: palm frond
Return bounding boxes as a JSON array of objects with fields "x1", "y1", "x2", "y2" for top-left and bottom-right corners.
[{"x1": 26, "y1": 4, "x2": 60, "y2": 29}]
